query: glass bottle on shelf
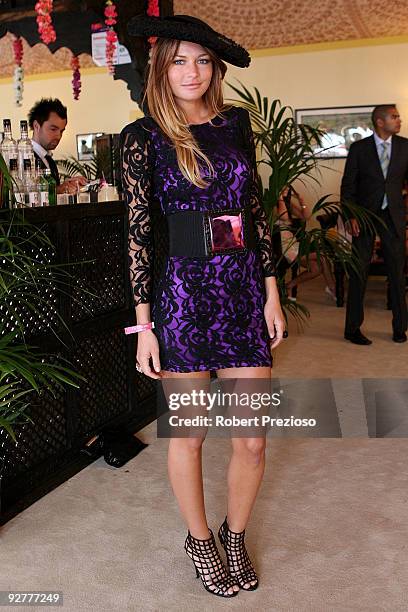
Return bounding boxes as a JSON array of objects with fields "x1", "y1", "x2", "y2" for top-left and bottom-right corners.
[
  {"x1": 35, "y1": 159, "x2": 49, "y2": 207},
  {"x1": 17, "y1": 120, "x2": 35, "y2": 179},
  {"x1": 9, "y1": 158, "x2": 25, "y2": 208},
  {"x1": 22, "y1": 159, "x2": 39, "y2": 207},
  {"x1": 0, "y1": 119, "x2": 18, "y2": 170},
  {"x1": 44, "y1": 168, "x2": 57, "y2": 206}
]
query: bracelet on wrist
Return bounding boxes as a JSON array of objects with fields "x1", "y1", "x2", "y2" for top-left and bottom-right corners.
[{"x1": 124, "y1": 322, "x2": 155, "y2": 335}]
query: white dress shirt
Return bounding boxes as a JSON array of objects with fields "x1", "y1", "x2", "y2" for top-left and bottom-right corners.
[{"x1": 31, "y1": 139, "x2": 52, "y2": 169}]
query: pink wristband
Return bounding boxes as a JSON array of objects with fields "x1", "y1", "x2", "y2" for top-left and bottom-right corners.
[{"x1": 124, "y1": 322, "x2": 155, "y2": 335}]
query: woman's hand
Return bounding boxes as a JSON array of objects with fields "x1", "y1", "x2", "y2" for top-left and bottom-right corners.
[
  {"x1": 136, "y1": 330, "x2": 162, "y2": 379},
  {"x1": 264, "y1": 299, "x2": 286, "y2": 349},
  {"x1": 345, "y1": 218, "x2": 360, "y2": 237}
]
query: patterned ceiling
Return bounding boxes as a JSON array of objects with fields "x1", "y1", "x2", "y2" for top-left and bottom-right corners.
[
  {"x1": 174, "y1": 0, "x2": 408, "y2": 48},
  {"x1": 1, "y1": 0, "x2": 407, "y2": 77}
]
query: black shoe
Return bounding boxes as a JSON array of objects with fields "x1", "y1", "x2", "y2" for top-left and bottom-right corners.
[
  {"x1": 218, "y1": 517, "x2": 259, "y2": 591},
  {"x1": 392, "y1": 332, "x2": 407, "y2": 343},
  {"x1": 344, "y1": 330, "x2": 372, "y2": 345},
  {"x1": 184, "y1": 529, "x2": 239, "y2": 598}
]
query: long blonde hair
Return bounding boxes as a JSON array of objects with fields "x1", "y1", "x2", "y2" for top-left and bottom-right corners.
[{"x1": 144, "y1": 38, "x2": 230, "y2": 188}]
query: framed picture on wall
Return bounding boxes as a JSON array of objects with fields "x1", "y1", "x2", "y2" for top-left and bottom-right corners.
[
  {"x1": 295, "y1": 105, "x2": 392, "y2": 158},
  {"x1": 76, "y1": 132, "x2": 104, "y2": 160}
]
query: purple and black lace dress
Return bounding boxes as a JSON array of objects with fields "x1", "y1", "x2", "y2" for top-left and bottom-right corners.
[{"x1": 121, "y1": 106, "x2": 276, "y2": 373}]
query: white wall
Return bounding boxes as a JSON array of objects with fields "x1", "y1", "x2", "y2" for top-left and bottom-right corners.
[
  {"x1": 0, "y1": 68, "x2": 143, "y2": 161},
  {"x1": 226, "y1": 41, "x2": 408, "y2": 205},
  {"x1": 1, "y1": 39, "x2": 408, "y2": 204}
]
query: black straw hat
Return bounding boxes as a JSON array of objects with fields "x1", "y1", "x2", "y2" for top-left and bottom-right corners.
[{"x1": 127, "y1": 14, "x2": 251, "y2": 68}]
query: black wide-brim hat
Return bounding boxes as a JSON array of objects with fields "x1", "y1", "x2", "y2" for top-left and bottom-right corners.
[{"x1": 127, "y1": 14, "x2": 251, "y2": 68}]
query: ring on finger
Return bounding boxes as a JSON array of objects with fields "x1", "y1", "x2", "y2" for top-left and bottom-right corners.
[{"x1": 136, "y1": 362, "x2": 142, "y2": 373}]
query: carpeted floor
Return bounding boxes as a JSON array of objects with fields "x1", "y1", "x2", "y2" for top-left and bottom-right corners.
[
  {"x1": 1, "y1": 277, "x2": 407, "y2": 612},
  {"x1": 275, "y1": 276, "x2": 407, "y2": 378}
]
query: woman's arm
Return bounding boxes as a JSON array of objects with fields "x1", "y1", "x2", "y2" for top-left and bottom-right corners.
[
  {"x1": 121, "y1": 126, "x2": 155, "y2": 315},
  {"x1": 121, "y1": 124, "x2": 161, "y2": 378},
  {"x1": 289, "y1": 190, "x2": 309, "y2": 220}
]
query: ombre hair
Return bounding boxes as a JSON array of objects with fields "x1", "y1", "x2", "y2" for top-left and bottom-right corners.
[{"x1": 143, "y1": 38, "x2": 230, "y2": 188}]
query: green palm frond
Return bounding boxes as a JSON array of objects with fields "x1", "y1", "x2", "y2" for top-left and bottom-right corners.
[
  {"x1": 0, "y1": 329, "x2": 85, "y2": 442},
  {"x1": 227, "y1": 82, "x2": 380, "y2": 322},
  {"x1": 0, "y1": 210, "x2": 93, "y2": 440},
  {"x1": 227, "y1": 80, "x2": 331, "y2": 211},
  {"x1": 0, "y1": 382, "x2": 33, "y2": 442},
  {"x1": 0, "y1": 153, "x2": 12, "y2": 191},
  {"x1": 275, "y1": 275, "x2": 310, "y2": 330},
  {"x1": 57, "y1": 156, "x2": 95, "y2": 180},
  {"x1": 57, "y1": 147, "x2": 118, "y2": 182},
  {"x1": 0, "y1": 209, "x2": 97, "y2": 344}
]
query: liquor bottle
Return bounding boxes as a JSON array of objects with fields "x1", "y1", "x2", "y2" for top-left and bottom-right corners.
[
  {"x1": 9, "y1": 158, "x2": 25, "y2": 208},
  {"x1": 44, "y1": 168, "x2": 57, "y2": 206},
  {"x1": 0, "y1": 144, "x2": 6, "y2": 208},
  {"x1": 35, "y1": 158, "x2": 48, "y2": 206},
  {"x1": 17, "y1": 120, "x2": 35, "y2": 179},
  {"x1": 22, "y1": 159, "x2": 39, "y2": 207},
  {"x1": 0, "y1": 119, "x2": 18, "y2": 169},
  {"x1": 36, "y1": 163, "x2": 49, "y2": 207}
]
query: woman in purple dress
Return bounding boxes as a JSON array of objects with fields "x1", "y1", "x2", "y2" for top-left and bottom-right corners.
[{"x1": 122, "y1": 14, "x2": 286, "y2": 598}]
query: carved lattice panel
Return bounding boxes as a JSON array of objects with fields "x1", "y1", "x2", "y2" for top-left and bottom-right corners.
[{"x1": 69, "y1": 215, "x2": 127, "y2": 322}]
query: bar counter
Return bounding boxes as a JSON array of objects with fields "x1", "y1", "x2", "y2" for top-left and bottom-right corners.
[{"x1": 0, "y1": 201, "x2": 160, "y2": 524}]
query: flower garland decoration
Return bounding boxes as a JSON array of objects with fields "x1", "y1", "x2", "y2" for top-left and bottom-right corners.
[
  {"x1": 147, "y1": 0, "x2": 159, "y2": 44},
  {"x1": 147, "y1": 0, "x2": 160, "y2": 17},
  {"x1": 13, "y1": 36, "x2": 24, "y2": 107},
  {"x1": 147, "y1": 0, "x2": 160, "y2": 55},
  {"x1": 71, "y1": 54, "x2": 81, "y2": 100},
  {"x1": 35, "y1": 0, "x2": 57, "y2": 45},
  {"x1": 104, "y1": 0, "x2": 118, "y2": 75}
]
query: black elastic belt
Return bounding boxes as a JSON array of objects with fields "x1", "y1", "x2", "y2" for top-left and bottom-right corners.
[{"x1": 167, "y1": 207, "x2": 257, "y2": 257}]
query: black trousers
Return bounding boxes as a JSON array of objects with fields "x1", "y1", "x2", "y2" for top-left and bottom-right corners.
[{"x1": 345, "y1": 207, "x2": 407, "y2": 335}]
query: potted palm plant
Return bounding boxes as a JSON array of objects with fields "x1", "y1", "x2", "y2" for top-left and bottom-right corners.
[
  {"x1": 0, "y1": 153, "x2": 83, "y2": 441},
  {"x1": 57, "y1": 147, "x2": 118, "y2": 182},
  {"x1": 228, "y1": 82, "x2": 378, "y2": 323}
]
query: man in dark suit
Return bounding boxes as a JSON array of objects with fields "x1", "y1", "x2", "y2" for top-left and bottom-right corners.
[
  {"x1": 341, "y1": 104, "x2": 408, "y2": 344},
  {"x1": 28, "y1": 98, "x2": 87, "y2": 194}
]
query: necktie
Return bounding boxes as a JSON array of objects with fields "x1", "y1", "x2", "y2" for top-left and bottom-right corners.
[
  {"x1": 379, "y1": 142, "x2": 390, "y2": 210},
  {"x1": 45, "y1": 154, "x2": 60, "y2": 186}
]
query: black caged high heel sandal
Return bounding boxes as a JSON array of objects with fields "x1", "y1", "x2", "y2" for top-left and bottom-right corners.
[
  {"x1": 218, "y1": 516, "x2": 259, "y2": 591},
  {"x1": 184, "y1": 528, "x2": 239, "y2": 598}
]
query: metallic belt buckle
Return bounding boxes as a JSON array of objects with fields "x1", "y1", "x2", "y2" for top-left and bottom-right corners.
[{"x1": 205, "y1": 209, "x2": 246, "y2": 255}]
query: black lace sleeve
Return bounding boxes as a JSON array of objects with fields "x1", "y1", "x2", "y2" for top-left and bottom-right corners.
[
  {"x1": 239, "y1": 107, "x2": 277, "y2": 277},
  {"x1": 120, "y1": 121, "x2": 155, "y2": 306}
]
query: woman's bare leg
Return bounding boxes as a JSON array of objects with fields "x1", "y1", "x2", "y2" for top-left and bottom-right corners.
[
  {"x1": 322, "y1": 258, "x2": 336, "y2": 292},
  {"x1": 164, "y1": 369, "x2": 239, "y2": 594},
  {"x1": 164, "y1": 370, "x2": 211, "y2": 539},
  {"x1": 217, "y1": 365, "x2": 271, "y2": 588},
  {"x1": 286, "y1": 254, "x2": 321, "y2": 290}
]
